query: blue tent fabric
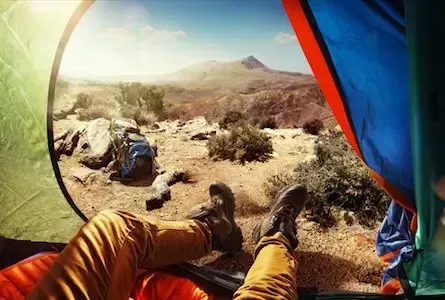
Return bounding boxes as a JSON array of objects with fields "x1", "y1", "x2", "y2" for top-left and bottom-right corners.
[
  {"x1": 376, "y1": 201, "x2": 415, "y2": 287},
  {"x1": 305, "y1": 0, "x2": 416, "y2": 289},
  {"x1": 306, "y1": 0, "x2": 413, "y2": 204}
]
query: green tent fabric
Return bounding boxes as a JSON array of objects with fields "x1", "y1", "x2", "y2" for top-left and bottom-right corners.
[
  {"x1": 404, "y1": 1, "x2": 445, "y2": 295},
  {"x1": 0, "y1": 0, "x2": 90, "y2": 242}
]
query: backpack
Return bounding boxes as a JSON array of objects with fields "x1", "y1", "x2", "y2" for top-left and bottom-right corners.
[{"x1": 109, "y1": 118, "x2": 158, "y2": 179}]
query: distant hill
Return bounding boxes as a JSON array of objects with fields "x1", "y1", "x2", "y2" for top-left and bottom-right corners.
[{"x1": 58, "y1": 56, "x2": 335, "y2": 128}]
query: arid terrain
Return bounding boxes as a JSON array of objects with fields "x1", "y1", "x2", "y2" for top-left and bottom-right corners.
[{"x1": 54, "y1": 57, "x2": 385, "y2": 293}]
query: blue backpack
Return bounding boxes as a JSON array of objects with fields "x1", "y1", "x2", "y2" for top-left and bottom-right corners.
[{"x1": 110, "y1": 119, "x2": 158, "y2": 179}]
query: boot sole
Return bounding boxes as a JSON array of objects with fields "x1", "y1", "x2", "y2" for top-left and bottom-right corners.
[
  {"x1": 209, "y1": 182, "x2": 236, "y2": 219},
  {"x1": 210, "y1": 182, "x2": 243, "y2": 253}
]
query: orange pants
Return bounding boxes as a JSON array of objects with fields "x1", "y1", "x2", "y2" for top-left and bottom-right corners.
[{"x1": 27, "y1": 210, "x2": 298, "y2": 300}]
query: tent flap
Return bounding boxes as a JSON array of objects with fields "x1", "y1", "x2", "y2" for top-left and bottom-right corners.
[{"x1": 0, "y1": 1, "x2": 84, "y2": 242}]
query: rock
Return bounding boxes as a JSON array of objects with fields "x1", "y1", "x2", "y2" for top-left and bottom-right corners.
[
  {"x1": 152, "y1": 176, "x2": 171, "y2": 200},
  {"x1": 156, "y1": 169, "x2": 189, "y2": 186},
  {"x1": 187, "y1": 116, "x2": 209, "y2": 127},
  {"x1": 78, "y1": 118, "x2": 112, "y2": 169},
  {"x1": 53, "y1": 94, "x2": 78, "y2": 119},
  {"x1": 302, "y1": 154, "x2": 317, "y2": 163},
  {"x1": 54, "y1": 130, "x2": 71, "y2": 142},
  {"x1": 54, "y1": 140, "x2": 64, "y2": 160},
  {"x1": 72, "y1": 168, "x2": 95, "y2": 183},
  {"x1": 149, "y1": 123, "x2": 160, "y2": 130},
  {"x1": 53, "y1": 111, "x2": 68, "y2": 120},
  {"x1": 146, "y1": 194, "x2": 165, "y2": 211},
  {"x1": 190, "y1": 130, "x2": 216, "y2": 140},
  {"x1": 345, "y1": 211, "x2": 356, "y2": 225},
  {"x1": 177, "y1": 120, "x2": 186, "y2": 127},
  {"x1": 261, "y1": 128, "x2": 275, "y2": 135}
]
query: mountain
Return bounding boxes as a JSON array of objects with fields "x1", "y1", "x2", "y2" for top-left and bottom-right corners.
[
  {"x1": 155, "y1": 55, "x2": 315, "y2": 91},
  {"x1": 59, "y1": 56, "x2": 334, "y2": 128},
  {"x1": 62, "y1": 56, "x2": 315, "y2": 92}
]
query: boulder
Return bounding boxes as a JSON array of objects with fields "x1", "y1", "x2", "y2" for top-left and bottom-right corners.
[
  {"x1": 53, "y1": 94, "x2": 78, "y2": 119},
  {"x1": 78, "y1": 118, "x2": 112, "y2": 169},
  {"x1": 190, "y1": 130, "x2": 216, "y2": 140},
  {"x1": 146, "y1": 194, "x2": 165, "y2": 211}
]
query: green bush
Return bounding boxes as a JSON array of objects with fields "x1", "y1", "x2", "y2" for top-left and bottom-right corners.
[
  {"x1": 75, "y1": 93, "x2": 91, "y2": 109},
  {"x1": 219, "y1": 110, "x2": 246, "y2": 130},
  {"x1": 264, "y1": 131, "x2": 390, "y2": 228},
  {"x1": 120, "y1": 105, "x2": 157, "y2": 126},
  {"x1": 118, "y1": 82, "x2": 165, "y2": 116},
  {"x1": 208, "y1": 125, "x2": 273, "y2": 164},
  {"x1": 302, "y1": 118, "x2": 324, "y2": 135}
]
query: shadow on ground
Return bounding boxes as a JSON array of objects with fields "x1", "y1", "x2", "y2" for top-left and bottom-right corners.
[{"x1": 199, "y1": 249, "x2": 381, "y2": 291}]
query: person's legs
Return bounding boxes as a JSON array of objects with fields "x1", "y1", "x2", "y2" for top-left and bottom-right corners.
[
  {"x1": 28, "y1": 182, "x2": 242, "y2": 300},
  {"x1": 233, "y1": 185, "x2": 308, "y2": 300}
]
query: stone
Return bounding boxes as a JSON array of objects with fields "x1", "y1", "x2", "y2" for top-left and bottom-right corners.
[
  {"x1": 302, "y1": 154, "x2": 317, "y2": 164},
  {"x1": 190, "y1": 130, "x2": 216, "y2": 140},
  {"x1": 146, "y1": 194, "x2": 165, "y2": 211},
  {"x1": 78, "y1": 118, "x2": 112, "y2": 169},
  {"x1": 53, "y1": 94, "x2": 78, "y2": 119},
  {"x1": 72, "y1": 168, "x2": 95, "y2": 183}
]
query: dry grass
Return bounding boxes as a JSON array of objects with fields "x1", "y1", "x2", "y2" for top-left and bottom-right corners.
[{"x1": 77, "y1": 105, "x2": 119, "y2": 121}]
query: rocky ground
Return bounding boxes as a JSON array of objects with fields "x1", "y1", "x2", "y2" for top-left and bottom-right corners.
[{"x1": 54, "y1": 115, "x2": 385, "y2": 293}]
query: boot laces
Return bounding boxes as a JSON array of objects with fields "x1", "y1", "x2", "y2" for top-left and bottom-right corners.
[{"x1": 272, "y1": 205, "x2": 296, "y2": 226}]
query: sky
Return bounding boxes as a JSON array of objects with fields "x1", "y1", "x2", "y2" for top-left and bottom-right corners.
[{"x1": 59, "y1": 0, "x2": 312, "y2": 77}]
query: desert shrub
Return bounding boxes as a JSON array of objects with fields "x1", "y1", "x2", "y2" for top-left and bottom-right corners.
[
  {"x1": 77, "y1": 105, "x2": 118, "y2": 121},
  {"x1": 208, "y1": 124, "x2": 273, "y2": 164},
  {"x1": 118, "y1": 82, "x2": 165, "y2": 116},
  {"x1": 136, "y1": 111, "x2": 158, "y2": 126},
  {"x1": 219, "y1": 110, "x2": 246, "y2": 130},
  {"x1": 302, "y1": 118, "x2": 324, "y2": 135},
  {"x1": 258, "y1": 117, "x2": 278, "y2": 129},
  {"x1": 120, "y1": 105, "x2": 157, "y2": 126},
  {"x1": 264, "y1": 131, "x2": 390, "y2": 228},
  {"x1": 75, "y1": 93, "x2": 92, "y2": 109}
]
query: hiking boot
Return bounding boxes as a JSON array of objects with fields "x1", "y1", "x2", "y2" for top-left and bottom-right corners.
[
  {"x1": 186, "y1": 182, "x2": 243, "y2": 254},
  {"x1": 253, "y1": 184, "x2": 308, "y2": 249}
]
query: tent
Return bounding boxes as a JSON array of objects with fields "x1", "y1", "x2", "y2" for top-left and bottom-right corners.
[{"x1": 0, "y1": 0, "x2": 444, "y2": 298}]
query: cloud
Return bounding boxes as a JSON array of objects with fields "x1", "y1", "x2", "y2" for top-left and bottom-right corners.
[
  {"x1": 139, "y1": 25, "x2": 187, "y2": 41},
  {"x1": 103, "y1": 27, "x2": 136, "y2": 42},
  {"x1": 274, "y1": 32, "x2": 297, "y2": 44},
  {"x1": 103, "y1": 25, "x2": 187, "y2": 44}
]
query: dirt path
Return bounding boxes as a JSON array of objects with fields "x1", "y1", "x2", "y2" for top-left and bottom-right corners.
[{"x1": 55, "y1": 117, "x2": 384, "y2": 292}]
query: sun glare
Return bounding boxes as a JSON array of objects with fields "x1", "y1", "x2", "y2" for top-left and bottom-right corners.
[{"x1": 29, "y1": 0, "x2": 79, "y2": 14}]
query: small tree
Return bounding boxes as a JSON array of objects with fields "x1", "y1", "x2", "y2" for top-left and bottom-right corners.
[
  {"x1": 302, "y1": 118, "x2": 324, "y2": 135},
  {"x1": 118, "y1": 82, "x2": 165, "y2": 117},
  {"x1": 219, "y1": 110, "x2": 246, "y2": 130},
  {"x1": 75, "y1": 93, "x2": 91, "y2": 109}
]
